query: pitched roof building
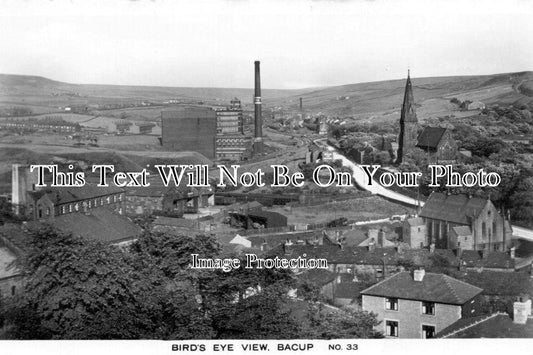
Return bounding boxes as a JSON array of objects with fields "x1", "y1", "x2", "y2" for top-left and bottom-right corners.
[
  {"x1": 419, "y1": 192, "x2": 511, "y2": 252},
  {"x1": 416, "y1": 127, "x2": 458, "y2": 162},
  {"x1": 361, "y1": 270, "x2": 484, "y2": 338}
]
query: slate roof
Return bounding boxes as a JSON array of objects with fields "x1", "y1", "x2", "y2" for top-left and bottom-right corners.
[
  {"x1": 460, "y1": 250, "x2": 515, "y2": 269},
  {"x1": 452, "y1": 225, "x2": 472, "y2": 237},
  {"x1": 268, "y1": 243, "x2": 461, "y2": 268},
  {"x1": 268, "y1": 244, "x2": 398, "y2": 265},
  {"x1": 47, "y1": 209, "x2": 142, "y2": 243},
  {"x1": 360, "y1": 271, "x2": 483, "y2": 305},
  {"x1": 416, "y1": 127, "x2": 447, "y2": 149},
  {"x1": 28, "y1": 184, "x2": 123, "y2": 205},
  {"x1": 419, "y1": 192, "x2": 489, "y2": 225},
  {"x1": 454, "y1": 270, "x2": 533, "y2": 296},
  {"x1": 437, "y1": 313, "x2": 533, "y2": 338}
]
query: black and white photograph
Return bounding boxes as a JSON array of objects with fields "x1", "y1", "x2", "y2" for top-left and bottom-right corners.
[{"x1": 0, "y1": 0, "x2": 532, "y2": 353}]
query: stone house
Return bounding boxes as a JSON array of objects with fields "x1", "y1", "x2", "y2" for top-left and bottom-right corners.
[{"x1": 361, "y1": 269, "x2": 484, "y2": 338}]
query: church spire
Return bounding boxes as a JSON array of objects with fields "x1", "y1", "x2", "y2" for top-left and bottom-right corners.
[
  {"x1": 400, "y1": 70, "x2": 417, "y2": 123},
  {"x1": 396, "y1": 71, "x2": 419, "y2": 164}
]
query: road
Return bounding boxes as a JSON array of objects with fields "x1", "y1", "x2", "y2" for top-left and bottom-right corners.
[{"x1": 316, "y1": 139, "x2": 533, "y2": 242}]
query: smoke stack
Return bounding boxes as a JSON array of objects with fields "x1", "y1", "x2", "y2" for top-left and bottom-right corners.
[
  {"x1": 253, "y1": 60, "x2": 263, "y2": 155},
  {"x1": 299, "y1": 97, "x2": 303, "y2": 112}
]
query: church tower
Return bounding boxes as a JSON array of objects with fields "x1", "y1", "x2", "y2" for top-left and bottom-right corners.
[{"x1": 396, "y1": 71, "x2": 418, "y2": 164}]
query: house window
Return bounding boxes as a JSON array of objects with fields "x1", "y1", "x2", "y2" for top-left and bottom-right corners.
[
  {"x1": 46, "y1": 207, "x2": 50, "y2": 216},
  {"x1": 418, "y1": 227, "x2": 421, "y2": 232},
  {"x1": 422, "y1": 325, "x2": 435, "y2": 339},
  {"x1": 11, "y1": 285, "x2": 16, "y2": 296},
  {"x1": 69, "y1": 204, "x2": 73, "y2": 212},
  {"x1": 422, "y1": 301, "x2": 435, "y2": 315},
  {"x1": 385, "y1": 298, "x2": 398, "y2": 311},
  {"x1": 386, "y1": 320, "x2": 399, "y2": 337}
]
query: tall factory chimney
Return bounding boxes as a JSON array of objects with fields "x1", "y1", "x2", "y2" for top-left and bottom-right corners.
[
  {"x1": 253, "y1": 60, "x2": 263, "y2": 155},
  {"x1": 299, "y1": 97, "x2": 303, "y2": 112}
]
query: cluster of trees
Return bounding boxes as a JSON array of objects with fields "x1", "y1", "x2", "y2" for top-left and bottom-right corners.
[
  {"x1": 0, "y1": 106, "x2": 33, "y2": 117},
  {"x1": 0, "y1": 227, "x2": 381, "y2": 339}
]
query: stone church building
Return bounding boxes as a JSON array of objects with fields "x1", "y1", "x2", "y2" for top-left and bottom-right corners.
[{"x1": 396, "y1": 72, "x2": 458, "y2": 164}]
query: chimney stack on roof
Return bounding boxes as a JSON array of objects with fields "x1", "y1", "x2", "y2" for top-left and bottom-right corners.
[
  {"x1": 413, "y1": 268, "x2": 425, "y2": 282},
  {"x1": 513, "y1": 297, "x2": 532, "y2": 324},
  {"x1": 368, "y1": 239, "x2": 376, "y2": 252}
]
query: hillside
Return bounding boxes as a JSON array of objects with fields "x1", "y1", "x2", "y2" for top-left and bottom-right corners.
[
  {"x1": 268, "y1": 71, "x2": 533, "y2": 121},
  {"x1": 1, "y1": 71, "x2": 532, "y2": 122},
  {"x1": 0, "y1": 74, "x2": 305, "y2": 113}
]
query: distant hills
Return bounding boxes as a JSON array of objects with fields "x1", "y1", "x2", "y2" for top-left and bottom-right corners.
[{"x1": 1, "y1": 71, "x2": 532, "y2": 121}]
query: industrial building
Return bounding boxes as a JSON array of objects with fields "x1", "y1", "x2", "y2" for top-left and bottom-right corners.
[
  {"x1": 215, "y1": 98, "x2": 252, "y2": 161},
  {"x1": 161, "y1": 107, "x2": 217, "y2": 159},
  {"x1": 160, "y1": 61, "x2": 263, "y2": 161}
]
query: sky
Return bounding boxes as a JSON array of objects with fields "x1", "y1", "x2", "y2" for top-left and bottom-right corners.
[{"x1": 1, "y1": 0, "x2": 532, "y2": 89}]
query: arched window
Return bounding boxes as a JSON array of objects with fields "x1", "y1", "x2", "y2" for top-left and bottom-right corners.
[{"x1": 482, "y1": 222, "x2": 487, "y2": 239}]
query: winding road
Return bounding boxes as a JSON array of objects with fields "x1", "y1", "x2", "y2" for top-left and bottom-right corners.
[{"x1": 315, "y1": 139, "x2": 533, "y2": 242}]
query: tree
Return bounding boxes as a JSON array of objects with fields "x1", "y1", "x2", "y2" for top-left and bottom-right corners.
[
  {"x1": 0, "y1": 199, "x2": 21, "y2": 225},
  {"x1": 301, "y1": 304, "x2": 383, "y2": 339},
  {"x1": 5, "y1": 226, "x2": 150, "y2": 339}
]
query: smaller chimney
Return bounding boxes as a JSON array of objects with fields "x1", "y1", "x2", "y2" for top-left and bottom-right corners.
[
  {"x1": 368, "y1": 239, "x2": 376, "y2": 252},
  {"x1": 377, "y1": 228, "x2": 384, "y2": 247},
  {"x1": 413, "y1": 268, "x2": 425, "y2": 282},
  {"x1": 513, "y1": 298, "x2": 532, "y2": 324}
]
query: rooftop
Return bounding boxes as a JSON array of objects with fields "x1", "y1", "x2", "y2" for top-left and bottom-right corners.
[
  {"x1": 45, "y1": 209, "x2": 142, "y2": 244},
  {"x1": 361, "y1": 271, "x2": 483, "y2": 305},
  {"x1": 420, "y1": 192, "x2": 489, "y2": 225},
  {"x1": 28, "y1": 184, "x2": 123, "y2": 205},
  {"x1": 461, "y1": 250, "x2": 515, "y2": 269},
  {"x1": 416, "y1": 126, "x2": 447, "y2": 149},
  {"x1": 438, "y1": 313, "x2": 533, "y2": 338}
]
